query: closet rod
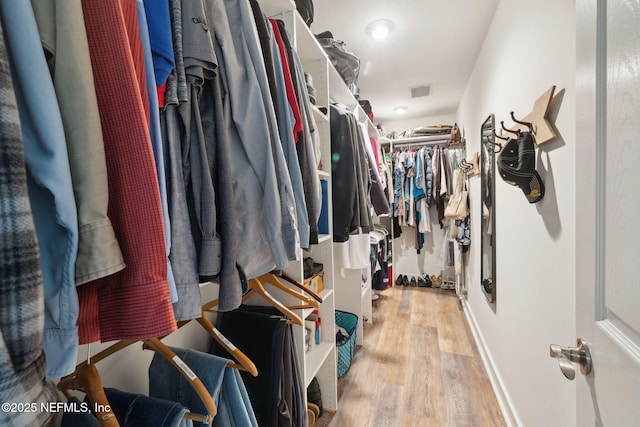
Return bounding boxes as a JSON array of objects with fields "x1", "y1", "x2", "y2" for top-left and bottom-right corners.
[
  {"x1": 391, "y1": 134, "x2": 451, "y2": 145},
  {"x1": 391, "y1": 135, "x2": 451, "y2": 150}
]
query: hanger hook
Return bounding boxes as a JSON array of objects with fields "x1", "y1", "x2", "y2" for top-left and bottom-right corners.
[
  {"x1": 510, "y1": 111, "x2": 533, "y2": 133},
  {"x1": 492, "y1": 129, "x2": 509, "y2": 142},
  {"x1": 486, "y1": 133, "x2": 503, "y2": 153},
  {"x1": 501, "y1": 120, "x2": 520, "y2": 137}
]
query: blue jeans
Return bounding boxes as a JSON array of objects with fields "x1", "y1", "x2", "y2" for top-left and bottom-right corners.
[
  {"x1": 149, "y1": 346, "x2": 257, "y2": 427},
  {"x1": 105, "y1": 388, "x2": 192, "y2": 427},
  {"x1": 61, "y1": 397, "x2": 100, "y2": 427}
]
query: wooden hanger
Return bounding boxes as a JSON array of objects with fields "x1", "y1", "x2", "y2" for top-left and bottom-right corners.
[
  {"x1": 58, "y1": 363, "x2": 119, "y2": 427},
  {"x1": 257, "y1": 273, "x2": 320, "y2": 309},
  {"x1": 202, "y1": 277, "x2": 304, "y2": 326},
  {"x1": 140, "y1": 338, "x2": 216, "y2": 423},
  {"x1": 60, "y1": 338, "x2": 217, "y2": 424},
  {"x1": 278, "y1": 272, "x2": 323, "y2": 303},
  {"x1": 176, "y1": 317, "x2": 258, "y2": 377}
]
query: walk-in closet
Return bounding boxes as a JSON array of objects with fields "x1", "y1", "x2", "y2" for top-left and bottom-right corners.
[{"x1": 1, "y1": 0, "x2": 639, "y2": 426}]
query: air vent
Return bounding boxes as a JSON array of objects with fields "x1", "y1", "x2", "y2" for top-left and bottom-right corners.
[{"x1": 410, "y1": 84, "x2": 432, "y2": 98}]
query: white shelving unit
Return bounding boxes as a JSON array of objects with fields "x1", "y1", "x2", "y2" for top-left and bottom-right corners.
[
  {"x1": 261, "y1": 0, "x2": 339, "y2": 413},
  {"x1": 259, "y1": 0, "x2": 384, "y2": 413}
]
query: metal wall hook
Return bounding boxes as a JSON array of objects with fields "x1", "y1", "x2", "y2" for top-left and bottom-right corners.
[
  {"x1": 487, "y1": 133, "x2": 503, "y2": 153},
  {"x1": 492, "y1": 129, "x2": 508, "y2": 141},
  {"x1": 501, "y1": 120, "x2": 520, "y2": 137},
  {"x1": 510, "y1": 111, "x2": 534, "y2": 133}
]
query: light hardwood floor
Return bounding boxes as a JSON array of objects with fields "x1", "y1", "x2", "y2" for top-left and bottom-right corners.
[{"x1": 315, "y1": 285, "x2": 506, "y2": 427}]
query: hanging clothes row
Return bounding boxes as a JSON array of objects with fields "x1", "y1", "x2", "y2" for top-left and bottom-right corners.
[
  {"x1": 0, "y1": 0, "x2": 322, "y2": 399},
  {"x1": 329, "y1": 104, "x2": 389, "y2": 270},
  {"x1": 391, "y1": 143, "x2": 467, "y2": 251},
  {"x1": 389, "y1": 137, "x2": 472, "y2": 292}
]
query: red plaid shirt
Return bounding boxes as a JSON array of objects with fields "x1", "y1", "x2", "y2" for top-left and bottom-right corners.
[{"x1": 78, "y1": 0, "x2": 176, "y2": 343}]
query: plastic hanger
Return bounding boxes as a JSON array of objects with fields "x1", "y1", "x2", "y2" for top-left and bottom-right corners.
[
  {"x1": 60, "y1": 338, "x2": 217, "y2": 424},
  {"x1": 202, "y1": 277, "x2": 304, "y2": 326},
  {"x1": 175, "y1": 318, "x2": 258, "y2": 377}
]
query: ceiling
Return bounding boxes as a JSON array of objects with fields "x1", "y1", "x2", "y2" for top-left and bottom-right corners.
[{"x1": 310, "y1": 0, "x2": 500, "y2": 126}]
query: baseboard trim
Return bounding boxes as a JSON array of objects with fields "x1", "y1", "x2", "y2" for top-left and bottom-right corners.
[{"x1": 461, "y1": 299, "x2": 521, "y2": 427}]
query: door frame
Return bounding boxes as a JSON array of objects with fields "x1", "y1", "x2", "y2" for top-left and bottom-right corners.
[
  {"x1": 575, "y1": 0, "x2": 602, "y2": 424},
  {"x1": 575, "y1": 0, "x2": 640, "y2": 425}
]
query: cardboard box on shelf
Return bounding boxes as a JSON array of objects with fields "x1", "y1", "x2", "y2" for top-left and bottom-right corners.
[{"x1": 304, "y1": 272, "x2": 324, "y2": 294}]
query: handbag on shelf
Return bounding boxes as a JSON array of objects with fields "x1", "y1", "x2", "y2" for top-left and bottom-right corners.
[
  {"x1": 444, "y1": 171, "x2": 469, "y2": 220},
  {"x1": 294, "y1": 0, "x2": 314, "y2": 26},
  {"x1": 449, "y1": 123, "x2": 464, "y2": 147},
  {"x1": 315, "y1": 31, "x2": 360, "y2": 97}
]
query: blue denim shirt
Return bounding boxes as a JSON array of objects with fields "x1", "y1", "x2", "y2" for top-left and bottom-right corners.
[
  {"x1": 0, "y1": 34, "x2": 59, "y2": 423},
  {"x1": 266, "y1": 14, "x2": 310, "y2": 249},
  {"x1": 0, "y1": 0, "x2": 79, "y2": 378},
  {"x1": 137, "y1": 0, "x2": 178, "y2": 305}
]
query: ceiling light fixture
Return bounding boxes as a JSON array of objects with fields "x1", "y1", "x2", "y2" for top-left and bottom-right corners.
[
  {"x1": 366, "y1": 19, "x2": 395, "y2": 40},
  {"x1": 394, "y1": 106, "x2": 408, "y2": 115}
]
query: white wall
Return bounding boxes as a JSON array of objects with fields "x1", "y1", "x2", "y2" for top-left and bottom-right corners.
[{"x1": 456, "y1": 0, "x2": 576, "y2": 426}]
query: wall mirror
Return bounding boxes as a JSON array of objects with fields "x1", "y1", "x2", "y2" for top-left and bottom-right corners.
[{"x1": 481, "y1": 114, "x2": 496, "y2": 307}]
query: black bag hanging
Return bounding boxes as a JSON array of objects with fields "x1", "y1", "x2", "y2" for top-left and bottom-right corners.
[
  {"x1": 295, "y1": 0, "x2": 314, "y2": 26},
  {"x1": 315, "y1": 31, "x2": 360, "y2": 98}
]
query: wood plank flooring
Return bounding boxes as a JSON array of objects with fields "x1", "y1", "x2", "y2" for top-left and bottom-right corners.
[{"x1": 315, "y1": 285, "x2": 506, "y2": 427}]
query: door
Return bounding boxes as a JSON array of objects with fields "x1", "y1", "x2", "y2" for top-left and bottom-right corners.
[{"x1": 573, "y1": 0, "x2": 640, "y2": 425}]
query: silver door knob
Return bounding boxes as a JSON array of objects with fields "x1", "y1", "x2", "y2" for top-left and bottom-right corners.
[{"x1": 549, "y1": 338, "x2": 592, "y2": 380}]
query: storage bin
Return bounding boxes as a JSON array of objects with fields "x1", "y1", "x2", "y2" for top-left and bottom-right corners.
[{"x1": 335, "y1": 310, "x2": 358, "y2": 377}]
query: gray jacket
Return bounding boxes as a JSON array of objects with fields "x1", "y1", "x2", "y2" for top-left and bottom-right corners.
[{"x1": 211, "y1": 0, "x2": 297, "y2": 279}]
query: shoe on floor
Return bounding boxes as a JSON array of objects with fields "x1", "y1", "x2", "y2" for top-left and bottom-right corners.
[
  {"x1": 417, "y1": 277, "x2": 427, "y2": 287},
  {"x1": 307, "y1": 408, "x2": 316, "y2": 427},
  {"x1": 423, "y1": 274, "x2": 432, "y2": 287},
  {"x1": 409, "y1": 276, "x2": 417, "y2": 287},
  {"x1": 402, "y1": 274, "x2": 409, "y2": 286},
  {"x1": 431, "y1": 275, "x2": 442, "y2": 288}
]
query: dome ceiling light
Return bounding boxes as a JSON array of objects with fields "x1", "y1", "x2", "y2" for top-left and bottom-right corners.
[
  {"x1": 366, "y1": 19, "x2": 395, "y2": 40},
  {"x1": 394, "y1": 106, "x2": 408, "y2": 115}
]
